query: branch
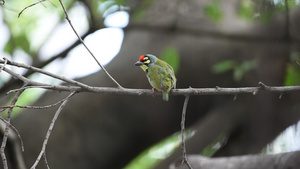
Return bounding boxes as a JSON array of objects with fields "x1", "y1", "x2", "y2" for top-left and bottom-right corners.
[
  {"x1": 30, "y1": 91, "x2": 76, "y2": 169},
  {"x1": 18, "y1": 0, "x2": 48, "y2": 18},
  {"x1": 57, "y1": 0, "x2": 123, "y2": 88},
  {"x1": 180, "y1": 96, "x2": 193, "y2": 169},
  {"x1": 0, "y1": 92, "x2": 77, "y2": 111},
  {"x1": 170, "y1": 151, "x2": 300, "y2": 169},
  {"x1": 1, "y1": 58, "x2": 94, "y2": 91},
  {"x1": 2, "y1": 59, "x2": 300, "y2": 96},
  {"x1": 13, "y1": 0, "x2": 122, "y2": 89},
  {"x1": 0, "y1": 84, "x2": 26, "y2": 169},
  {"x1": 0, "y1": 118, "x2": 24, "y2": 152},
  {"x1": 0, "y1": 118, "x2": 26, "y2": 169}
]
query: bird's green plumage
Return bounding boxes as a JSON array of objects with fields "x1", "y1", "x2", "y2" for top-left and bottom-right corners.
[{"x1": 135, "y1": 54, "x2": 176, "y2": 101}]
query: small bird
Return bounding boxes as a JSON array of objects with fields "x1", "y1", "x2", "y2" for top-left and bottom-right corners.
[{"x1": 134, "y1": 54, "x2": 177, "y2": 101}]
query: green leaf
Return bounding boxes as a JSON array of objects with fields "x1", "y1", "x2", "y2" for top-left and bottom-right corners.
[
  {"x1": 4, "y1": 34, "x2": 32, "y2": 55},
  {"x1": 233, "y1": 66, "x2": 244, "y2": 82},
  {"x1": 233, "y1": 60, "x2": 256, "y2": 81},
  {"x1": 284, "y1": 64, "x2": 300, "y2": 86},
  {"x1": 201, "y1": 134, "x2": 228, "y2": 157},
  {"x1": 132, "y1": 7, "x2": 146, "y2": 21},
  {"x1": 212, "y1": 60, "x2": 237, "y2": 74},
  {"x1": 124, "y1": 130, "x2": 194, "y2": 169},
  {"x1": 204, "y1": 0, "x2": 223, "y2": 21},
  {"x1": 212, "y1": 59, "x2": 256, "y2": 82},
  {"x1": 240, "y1": 60, "x2": 256, "y2": 71},
  {"x1": 16, "y1": 34, "x2": 31, "y2": 54},
  {"x1": 4, "y1": 38, "x2": 13, "y2": 55},
  {"x1": 238, "y1": 0, "x2": 255, "y2": 20},
  {"x1": 160, "y1": 46, "x2": 180, "y2": 73}
]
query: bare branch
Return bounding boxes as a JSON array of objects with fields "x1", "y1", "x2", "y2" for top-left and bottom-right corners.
[
  {"x1": 180, "y1": 96, "x2": 193, "y2": 169},
  {"x1": 0, "y1": 92, "x2": 77, "y2": 111},
  {"x1": 0, "y1": 117, "x2": 24, "y2": 152},
  {"x1": 2, "y1": 59, "x2": 300, "y2": 97},
  {"x1": 1, "y1": 58, "x2": 94, "y2": 91},
  {"x1": 43, "y1": 151, "x2": 50, "y2": 169},
  {"x1": 30, "y1": 91, "x2": 76, "y2": 169},
  {"x1": 1, "y1": 84, "x2": 26, "y2": 169},
  {"x1": 57, "y1": 0, "x2": 123, "y2": 88},
  {"x1": 18, "y1": 0, "x2": 48, "y2": 18},
  {"x1": 0, "y1": 57, "x2": 7, "y2": 72},
  {"x1": 6, "y1": 86, "x2": 55, "y2": 94}
]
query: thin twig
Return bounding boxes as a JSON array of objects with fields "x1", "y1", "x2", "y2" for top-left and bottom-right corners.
[
  {"x1": 0, "y1": 93, "x2": 77, "y2": 111},
  {"x1": 1, "y1": 58, "x2": 94, "y2": 91},
  {"x1": 180, "y1": 96, "x2": 193, "y2": 169},
  {"x1": 0, "y1": 117, "x2": 24, "y2": 152},
  {"x1": 18, "y1": 0, "x2": 48, "y2": 18},
  {"x1": 0, "y1": 57, "x2": 7, "y2": 72},
  {"x1": 6, "y1": 85, "x2": 54, "y2": 94},
  {"x1": 0, "y1": 84, "x2": 26, "y2": 169},
  {"x1": 30, "y1": 91, "x2": 76, "y2": 169},
  {"x1": 43, "y1": 151, "x2": 50, "y2": 169},
  {"x1": 57, "y1": 0, "x2": 123, "y2": 88}
]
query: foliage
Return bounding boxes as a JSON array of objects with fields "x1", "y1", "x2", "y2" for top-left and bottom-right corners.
[
  {"x1": 212, "y1": 59, "x2": 257, "y2": 82},
  {"x1": 131, "y1": 0, "x2": 154, "y2": 21},
  {"x1": 124, "y1": 130, "x2": 194, "y2": 169},
  {"x1": 160, "y1": 46, "x2": 180, "y2": 74},
  {"x1": 238, "y1": 0, "x2": 255, "y2": 20},
  {"x1": 124, "y1": 131, "x2": 228, "y2": 169},
  {"x1": 284, "y1": 51, "x2": 300, "y2": 86},
  {"x1": 2, "y1": 0, "x2": 75, "y2": 56},
  {"x1": 201, "y1": 134, "x2": 228, "y2": 157},
  {"x1": 284, "y1": 63, "x2": 300, "y2": 86},
  {"x1": 238, "y1": 0, "x2": 300, "y2": 22},
  {"x1": 204, "y1": 0, "x2": 223, "y2": 22}
]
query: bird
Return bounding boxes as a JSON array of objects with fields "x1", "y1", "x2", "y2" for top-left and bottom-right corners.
[{"x1": 134, "y1": 54, "x2": 177, "y2": 101}]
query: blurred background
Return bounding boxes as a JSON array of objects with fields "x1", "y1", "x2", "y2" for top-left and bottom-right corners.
[{"x1": 1, "y1": 0, "x2": 300, "y2": 168}]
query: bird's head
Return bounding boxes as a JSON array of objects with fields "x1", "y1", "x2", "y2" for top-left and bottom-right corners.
[{"x1": 134, "y1": 54, "x2": 157, "y2": 71}]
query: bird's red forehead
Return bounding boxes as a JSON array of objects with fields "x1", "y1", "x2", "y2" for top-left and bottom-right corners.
[{"x1": 139, "y1": 55, "x2": 145, "y2": 61}]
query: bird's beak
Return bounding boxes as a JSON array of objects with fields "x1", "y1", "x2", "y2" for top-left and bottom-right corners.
[{"x1": 134, "y1": 61, "x2": 144, "y2": 66}]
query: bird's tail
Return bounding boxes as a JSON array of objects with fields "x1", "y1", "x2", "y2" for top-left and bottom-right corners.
[{"x1": 163, "y1": 92, "x2": 169, "y2": 101}]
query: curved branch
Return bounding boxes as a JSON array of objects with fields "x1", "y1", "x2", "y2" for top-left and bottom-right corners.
[
  {"x1": 180, "y1": 96, "x2": 193, "y2": 169},
  {"x1": 18, "y1": 0, "x2": 48, "y2": 18},
  {"x1": 0, "y1": 84, "x2": 26, "y2": 169},
  {"x1": 30, "y1": 91, "x2": 76, "y2": 169},
  {"x1": 58, "y1": 0, "x2": 123, "y2": 88}
]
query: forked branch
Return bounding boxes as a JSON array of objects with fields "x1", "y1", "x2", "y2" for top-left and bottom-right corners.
[
  {"x1": 30, "y1": 91, "x2": 76, "y2": 169},
  {"x1": 58, "y1": 0, "x2": 123, "y2": 88}
]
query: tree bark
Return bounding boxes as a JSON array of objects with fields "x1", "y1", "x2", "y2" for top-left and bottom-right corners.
[{"x1": 171, "y1": 151, "x2": 300, "y2": 169}]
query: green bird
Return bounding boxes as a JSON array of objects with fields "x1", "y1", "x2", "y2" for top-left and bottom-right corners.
[{"x1": 134, "y1": 54, "x2": 177, "y2": 101}]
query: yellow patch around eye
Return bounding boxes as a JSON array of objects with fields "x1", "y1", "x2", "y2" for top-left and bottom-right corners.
[
  {"x1": 144, "y1": 57, "x2": 148, "y2": 60},
  {"x1": 144, "y1": 60, "x2": 150, "y2": 64}
]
